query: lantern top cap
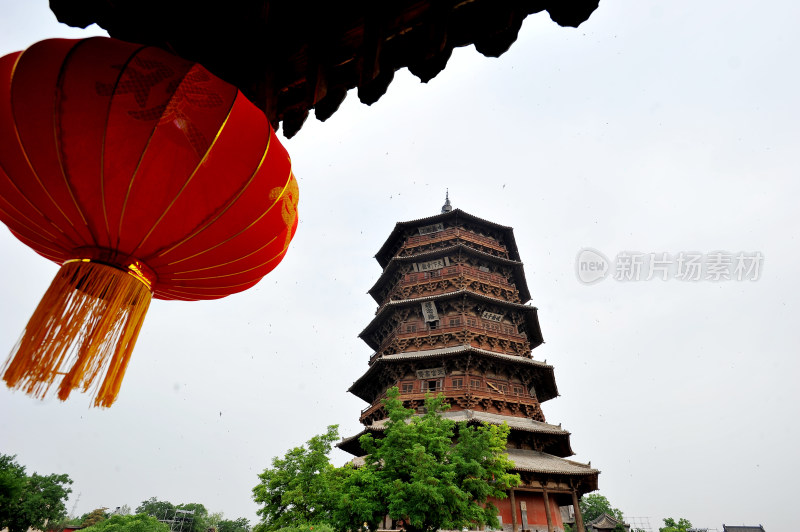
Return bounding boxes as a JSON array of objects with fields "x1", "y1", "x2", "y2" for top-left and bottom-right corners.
[{"x1": 441, "y1": 190, "x2": 452, "y2": 213}]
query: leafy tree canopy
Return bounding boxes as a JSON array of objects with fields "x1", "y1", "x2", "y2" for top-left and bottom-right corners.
[
  {"x1": 176, "y1": 502, "x2": 209, "y2": 532},
  {"x1": 135, "y1": 497, "x2": 210, "y2": 532},
  {"x1": 83, "y1": 514, "x2": 170, "y2": 532},
  {"x1": 217, "y1": 517, "x2": 251, "y2": 532},
  {"x1": 660, "y1": 517, "x2": 693, "y2": 532},
  {"x1": 334, "y1": 388, "x2": 519, "y2": 532},
  {"x1": 579, "y1": 494, "x2": 626, "y2": 532},
  {"x1": 136, "y1": 497, "x2": 176, "y2": 519},
  {"x1": 252, "y1": 425, "x2": 341, "y2": 531},
  {"x1": 82, "y1": 508, "x2": 109, "y2": 528},
  {"x1": 0, "y1": 453, "x2": 73, "y2": 532}
]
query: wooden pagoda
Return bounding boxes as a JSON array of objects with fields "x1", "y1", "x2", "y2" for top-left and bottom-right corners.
[{"x1": 339, "y1": 196, "x2": 599, "y2": 532}]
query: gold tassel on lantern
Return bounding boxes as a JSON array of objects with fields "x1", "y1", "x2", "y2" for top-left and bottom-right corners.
[{"x1": 2, "y1": 259, "x2": 153, "y2": 407}]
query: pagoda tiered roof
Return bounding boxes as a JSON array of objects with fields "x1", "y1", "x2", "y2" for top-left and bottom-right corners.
[
  {"x1": 349, "y1": 449, "x2": 597, "y2": 487},
  {"x1": 349, "y1": 345, "x2": 559, "y2": 404},
  {"x1": 359, "y1": 290, "x2": 544, "y2": 351},
  {"x1": 375, "y1": 208, "x2": 523, "y2": 268},
  {"x1": 368, "y1": 243, "x2": 533, "y2": 304},
  {"x1": 505, "y1": 448, "x2": 598, "y2": 477},
  {"x1": 338, "y1": 409, "x2": 574, "y2": 458}
]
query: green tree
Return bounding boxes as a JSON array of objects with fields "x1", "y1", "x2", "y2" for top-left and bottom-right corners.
[
  {"x1": 579, "y1": 494, "x2": 626, "y2": 532},
  {"x1": 83, "y1": 513, "x2": 170, "y2": 532},
  {"x1": 252, "y1": 425, "x2": 341, "y2": 530},
  {"x1": 0, "y1": 454, "x2": 73, "y2": 532},
  {"x1": 82, "y1": 508, "x2": 109, "y2": 527},
  {"x1": 217, "y1": 517, "x2": 251, "y2": 532},
  {"x1": 207, "y1": 511, "x2": 225, "y2": 530},
  {"x1": 136, "y1": 497, "x2": 176, "y2": 520},
  {"x1": 333, "y1": 388, "x2": 519, "y2": 532},
  {"x1": 176, "y1": 503, "x2": 209, "y2": 532},
  {"x1": 659, "y1": 517, "x2": 692, "y2": 532}
]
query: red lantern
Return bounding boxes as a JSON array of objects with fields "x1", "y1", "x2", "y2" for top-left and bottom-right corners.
[{"x1": 0, "y1": 38, "x2": 299, "y2": 406}]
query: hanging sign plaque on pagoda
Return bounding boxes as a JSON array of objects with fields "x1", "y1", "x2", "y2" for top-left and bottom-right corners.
[
  {"x1": 413, "y1": 257, "x2": 450, "y2": 272},
  {"x1": 418, "y1": 223, "x2": 445, "y2": 235},
  {"x1": 482, "y1": 311, "x2": 504, "y2": 322},
  {"x1": 416, "y1": 367, "x2": 446, "y2": 379},
  {"x1": 421, "y1": 301, "x2": 439, "y2": 322}
]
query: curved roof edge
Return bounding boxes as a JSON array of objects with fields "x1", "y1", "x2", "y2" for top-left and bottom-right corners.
[
  {"x1": 368, "y1": 243, "x2": 533, "y2": 305},
  {"x1": 348, "y1": 344, "x2": 558, "y2": 403},
  {"x1": 375, "y1": 209, "x2": 522, "y2": 268}
]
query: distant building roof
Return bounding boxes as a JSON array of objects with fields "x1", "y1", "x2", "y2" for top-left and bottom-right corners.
[
  {"x1": 722, "y1": 526, "x2": 766, "y2": 532},
  {"x1": 588, "y1": 513, "x2": 627, "y2": 531}
]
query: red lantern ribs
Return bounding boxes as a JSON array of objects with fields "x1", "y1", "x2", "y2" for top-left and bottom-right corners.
[{"x1": 0, "y1": 38, "x2": 299, "y2": 407}]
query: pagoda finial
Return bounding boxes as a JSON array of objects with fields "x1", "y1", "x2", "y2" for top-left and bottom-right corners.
[{"x1": 441, "y1": 189, "x2": 452, "y2": 213}]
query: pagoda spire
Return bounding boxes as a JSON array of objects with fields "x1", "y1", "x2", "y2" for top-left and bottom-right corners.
[{"x1": 441, "y1": 189, "x2": 452, "y2": 213}]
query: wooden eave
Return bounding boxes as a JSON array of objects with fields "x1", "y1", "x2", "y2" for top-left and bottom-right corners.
[
  {"x1": 359, "y1": 289, "x2": 543, "y2": 350},
  {"x1": 338, "y1": 412, "x2": 574, "y2": 458},
  {"x1": 347, "y1": 345, "x2": 558, "y2": 403},
  {"x1": 368, "y1": 243, "x2": 533, "y2": 304},
  {"x1": 375, "y1": 208, "x2": 522, "y2": 268},
  {"x1": 50, "y1": 1, "x2": 599, "y2": 137}
]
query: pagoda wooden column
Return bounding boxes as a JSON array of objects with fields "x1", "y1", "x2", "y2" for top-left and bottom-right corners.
[
  {"x1": 542, "y1": 486, "x2": 554, "y2": 532},
  {"x1": 571, "y1": 488, "x2": 586, "y2": 532},
  {"x1": 509, "y1": 488, "x2": 518, "y2": 532}
]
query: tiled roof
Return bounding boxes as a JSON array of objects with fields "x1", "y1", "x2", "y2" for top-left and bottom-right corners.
[
  {"x1": 348, "y1": 344, "x2": 558, "y2": 404},
  {"x1": 722, "y1": 527, "x2": 766, "y2": 532},
  {"x1": 347, "y1": 449, "x2": 597, "y2": 477},
  {"x1": 375, "y1": 209, "x2": 522, "y2": 267},
  {"x1": 346, "y1": 410, "x2": 566, "y2": 438},
  {"x1": 373, "y1": 345, "x2": 551, "y2": 368},
  {"x1": 440, "y1": 410, "x2": 567, "y2": 434},
  {"x1": 51, "y1": 3, "x2": 599, "y2": 137},
  {"x1": 360, "y1": 289, "x2": 538, "y2": 338},
  {"x1": 589, "y1": 513, "x2": 624, "y2": 529},
  {"x1": 505, "y1": 448, "x2": 598, "y2": 475},
  {"x1": 368, "y1": 243, "x2": 532, "y2": 304}
]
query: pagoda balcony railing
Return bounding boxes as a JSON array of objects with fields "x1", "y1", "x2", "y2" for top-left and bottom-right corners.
[
  {"x1": 371, "y1": 323, "x2": 529, "y2": 362},
  {"x1": 402, "y1": 264, "x2": 515, "y2": 290},
  {"x1": 377, "y1": 264, "x2": 520, "y2": 310},
  {"x1": 359, "y1": 385, "x2": 542, "y2": 418},
  {"x1": 398, "y1": 228, "x2": 508, "y2": 257}
]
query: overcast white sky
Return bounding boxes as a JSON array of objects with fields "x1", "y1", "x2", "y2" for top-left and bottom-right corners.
[{"x1": 1, "y1": 1, "x2": 798, "y2": 530}]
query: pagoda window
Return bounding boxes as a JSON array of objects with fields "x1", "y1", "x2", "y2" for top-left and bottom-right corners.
[
  {"x1": 401, "y1": 382, "x2": 414, "y2": 393},
  {"x1": 406, "y1": 324, "x2": 417, "y2": 333},
  {"x1": 451, "y1": 378, "x2": 463, "y2": 389},
  {"x1": 466, "y1": 317, "x2": 477, "y2": 326},
  {"x1": 470, "y1": 379, "x2": 481, "y2": 390},
  {"x1": 513, "y1": 385, "x2": 524, "y2": 396},
  {"x1": 449, "y1": 318, "x2": 461, "y2": 327},
  {"x1": 427, "y1": 270, "x2": 441, "y2": 279},
  {"x1": 426, "y1": 380, "x2": 440, "y2": 392},
  {"x1": 428, "y1": 320, "x2": 439, "y2": 330}
]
